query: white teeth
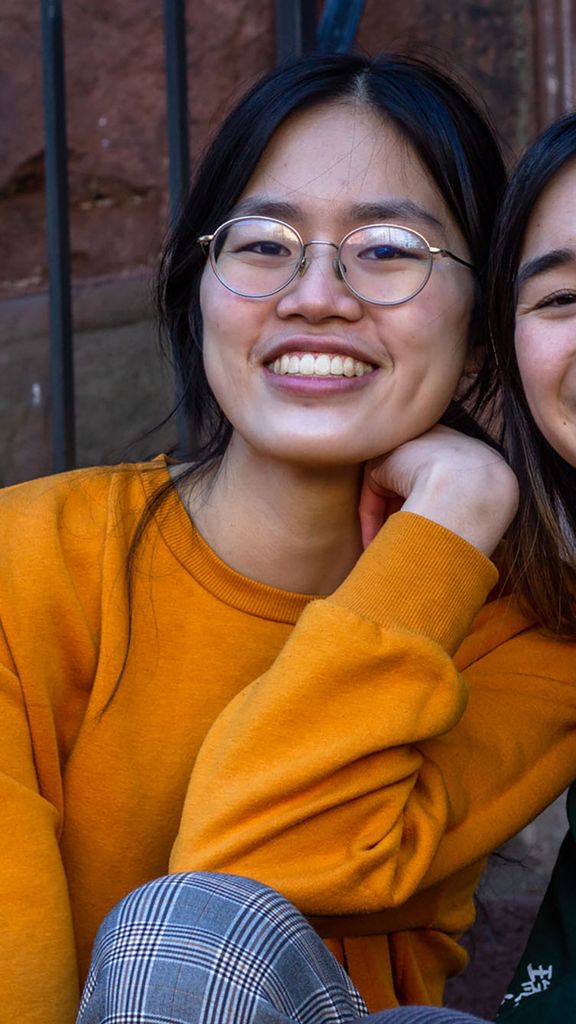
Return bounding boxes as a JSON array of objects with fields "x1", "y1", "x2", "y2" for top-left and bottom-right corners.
[
  {"x1": 300, "y1": 353, "x2": 315, "y2": 375},
  {"x1": 315, "y1": 354, "x2": 331, "y2": 376},
  {"x1": 269, "y1": 353, "x2": 374, "y2": 378}
]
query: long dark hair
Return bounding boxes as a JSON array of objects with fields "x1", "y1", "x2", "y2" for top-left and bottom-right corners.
[
  {"x1": 158, "y1": 51, "x2": 507, "y2": 470},
  {"x1": 484, "y1": 112, "x2": 576, "y2": 636}
]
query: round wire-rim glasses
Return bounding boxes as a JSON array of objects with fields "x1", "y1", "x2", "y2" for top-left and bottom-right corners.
[{"x1": 198, "y1": 215, "x2": 474, "y2": 306}]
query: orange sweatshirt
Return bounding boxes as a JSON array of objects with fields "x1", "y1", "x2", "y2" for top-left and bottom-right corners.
[{"x1": 1, "y1": 458, "x2": 576, "y2": 1023}]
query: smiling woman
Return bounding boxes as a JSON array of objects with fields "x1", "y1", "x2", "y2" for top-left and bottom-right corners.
[
  {"x1": 473, "y1": 109, "x2": 576, "y2": 1024},
  {"x1": 3, "y1": 52, "x2": 576, "y2": 1024},
  {"x1": 483, "y1": 112, "x2": 576, "y2": 637},
  {"x1": 515, "y1": 164, "x2": 576, "y2": 467}
]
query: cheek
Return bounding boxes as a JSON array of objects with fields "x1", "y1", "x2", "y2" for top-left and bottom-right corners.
[
  {"x1": 515, "y1": 326, "x2": 549, "y2": 425},
  {"x1": 514, "y1": 322, "x2": 576, "y2": 461},
  {"x1": 200, "y1": 269, "x2": 272, "y2": 356},
  {"x1": 200, "y1": 277, "x2": 243, "y2": 385},
  {"x1": 199, "y1": 277, "x2": 236, "y2": 404},
  {"x1": 384, "y1": 289, "x2": 472, "y2": 372},
  {"x1": 515, "y1": 321, "x2": 560, "y2": 405},
  {"x1": 414, "y1": 278, "x2": 474, "y2": 341},
  {"x1": 199, "y1": 276, "x2": 273, "y2": 420},
  {"x1": 199, "y1": 271, "x2": 232, "y2": 345}
]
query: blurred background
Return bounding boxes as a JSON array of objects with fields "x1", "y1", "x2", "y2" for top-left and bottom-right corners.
[{"x1": 0, "y1": 2, "x2": 573, "y2": 1015}]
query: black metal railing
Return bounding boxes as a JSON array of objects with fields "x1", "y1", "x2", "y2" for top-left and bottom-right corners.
[
  {"x1": 41, "y1": 0, "x2": 75, "y2": 473},
  {"x1": 40, "y1": 0, "x2": 365, "y2": 472}
]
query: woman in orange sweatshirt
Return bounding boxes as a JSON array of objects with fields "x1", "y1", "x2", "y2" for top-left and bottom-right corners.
[{"x1": 3, "y1": 53, "x2": 576, "y2": 1024}]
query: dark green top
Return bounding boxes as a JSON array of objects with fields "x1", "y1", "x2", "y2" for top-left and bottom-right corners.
[{"x1": 496, "y1": 784, "x2": 576, "y2": 1021}]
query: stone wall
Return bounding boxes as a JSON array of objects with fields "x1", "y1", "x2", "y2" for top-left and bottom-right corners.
[{"x1": 0, "y1": 272, "x2": 175, "y2": 485}]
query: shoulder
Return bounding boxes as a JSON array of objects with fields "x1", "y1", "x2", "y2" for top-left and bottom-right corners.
[
  {"x1": 456, "y1": 593, "x2": 576, "y2": 688},
  {"x1": 0, "y1": 458, "x2": 170, "y2": 577},
  {"x1": 0, "y1": 458, "x2": 167, "y2": 534}
]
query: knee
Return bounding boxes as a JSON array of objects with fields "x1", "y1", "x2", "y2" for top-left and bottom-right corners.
[
  {"x1": 80, "y1": 873, "x2": 298, "y2": 1020},
  {"x1": 79, "y1": 872, "x2": 366, "y2": 1023},
  {"x1": 85, "y1": 870, "x2": 315, "y2": 994},
  {"x1": 97, "y1": 870, "x2": 307, "y2": 944}
]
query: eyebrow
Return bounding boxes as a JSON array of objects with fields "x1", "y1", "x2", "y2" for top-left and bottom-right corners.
[
  {"x1": 230, "y1": 196, "x2": 444, "y2": 232},
  {"x1": 517, "y1": 248, "x2": 576, "y2": 288}
]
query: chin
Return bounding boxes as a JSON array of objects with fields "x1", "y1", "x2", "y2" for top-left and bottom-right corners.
[{"x1": 254, "y1": 435, "x2": 380, "y2": 469}]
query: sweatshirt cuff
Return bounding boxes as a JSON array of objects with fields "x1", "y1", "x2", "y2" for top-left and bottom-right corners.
[{"x1": 328, "y1": 511, "x2": 498, "y2": 653}]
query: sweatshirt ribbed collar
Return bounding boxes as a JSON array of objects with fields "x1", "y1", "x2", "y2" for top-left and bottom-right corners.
[{"x1": 139, "y1": 457, "x2": 317, "y2": 624}]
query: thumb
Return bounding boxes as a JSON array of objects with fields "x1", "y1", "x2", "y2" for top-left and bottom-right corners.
[{"x1": 358, "y1": 464, "x2": 402, "y2": 549}]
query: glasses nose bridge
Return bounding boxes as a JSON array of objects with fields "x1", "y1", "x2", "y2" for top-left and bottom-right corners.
[{"x1": 298, "y1": 238, "x2": 342, "y2": 281}]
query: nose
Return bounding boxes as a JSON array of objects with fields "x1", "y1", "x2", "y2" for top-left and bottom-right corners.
[{"x1": 275, "y1": 242, "x2": 362, "y2": 322}]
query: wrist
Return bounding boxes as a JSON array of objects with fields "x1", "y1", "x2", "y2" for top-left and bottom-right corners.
[{"x1": 402, "y1": 463, "x2": 519, "y2": 556}]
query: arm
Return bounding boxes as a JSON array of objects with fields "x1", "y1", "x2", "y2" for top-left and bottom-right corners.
[
  {"x1": 0, "y1": 629, "x2": 80, "y2": 1024},
  {"x1": 171, "y1": 425, "x2": 576, "y2": 920},
  {"x1": 170, "y1": 511, "x2": 501, "y2": 913},
  {"x1": 170, "y1": 508, "x2": 576, "y2": 917}
]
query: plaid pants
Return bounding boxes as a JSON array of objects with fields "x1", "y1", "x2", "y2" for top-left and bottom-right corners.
[{"x1": 77, "y1": 872, "x2": 488, "y2": 1024}]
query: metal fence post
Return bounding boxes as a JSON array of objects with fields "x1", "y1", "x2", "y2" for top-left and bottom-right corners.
[
  {"x1": 164, "y1": 0, "x2": 191, "y2": 222},
  {"x1": 275, "y1": 0, "x2": 316, "y2": 60},
  {"x1": 164, "y1": 0, "x2": 192, "y2": 455},
  {"x1": 41, "y1": 0, "x2": 76, "y2": 472}
]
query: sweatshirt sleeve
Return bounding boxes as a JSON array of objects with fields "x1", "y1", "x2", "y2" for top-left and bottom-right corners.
[
  {"x1": 0, "y1": 628, "x2": 80, "y2": 1024},
  {"x1": 169, "y1": 512, "x2": 498, "y2": 913}
]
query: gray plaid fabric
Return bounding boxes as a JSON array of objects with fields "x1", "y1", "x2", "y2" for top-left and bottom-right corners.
[{"x1": 77, "y1": 871, "x2": 488, "y2": 1024}]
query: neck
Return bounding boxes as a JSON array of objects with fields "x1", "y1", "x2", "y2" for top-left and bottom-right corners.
[{"x1": 180, "y1": 440, "x2": 364, "y2": 595}]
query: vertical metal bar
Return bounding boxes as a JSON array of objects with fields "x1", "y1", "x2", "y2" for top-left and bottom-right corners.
[
  {"x1": 164, "y1": 0, "x2": 192, "y2": 455},
  {"x1": 559, "y1": 0, "x2": 574, "y2": 114},
  {"x1": 41, "y1": 0, "x2": 76, "y2": 472},
  {"x1": 275, "y1": 0, "x2": 316, "y2": 62},
  {"x1": 533, "y1": 0, "x2": 575, "y2": 131},
  {"x1": 317, "y1": 0, "x2": 365, "y2": 53},
  {"x1": 164, "y1": 0, "x2": 190, "y2": 223}
]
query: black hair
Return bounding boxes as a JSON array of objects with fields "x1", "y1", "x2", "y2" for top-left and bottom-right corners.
[{"x1": 481, "y1": 112, "x2": 576, "y2": 636}]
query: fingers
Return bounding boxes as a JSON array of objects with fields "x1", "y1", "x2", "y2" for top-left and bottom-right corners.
[
  {"x1": 357, "y1": 425, "x2": 518, "y2": 555},
  {"x1": 358, "y1": 464, "x2": 403, "y2": 548}
]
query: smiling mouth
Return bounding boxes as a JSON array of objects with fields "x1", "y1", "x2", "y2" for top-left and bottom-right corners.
[{"x1": 267, "y1": 353, "x2": 375, "y2": 378}]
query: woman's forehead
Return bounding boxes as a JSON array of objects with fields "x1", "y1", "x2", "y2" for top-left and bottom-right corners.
[
  {"x1": 521, "y1": 158, "x2": 576, "y2": 262},
  {"x1": 239, "y1": 102, "x2": 451, "y2": 233}
]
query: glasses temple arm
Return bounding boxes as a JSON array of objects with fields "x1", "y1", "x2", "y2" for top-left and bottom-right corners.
[{"x1": 432, "y1": 246, "x2": 475, "y2": 271}]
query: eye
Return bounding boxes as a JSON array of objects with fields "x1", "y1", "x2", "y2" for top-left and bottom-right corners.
[
  {"x1": 533, "y1": 290, "x2": 576, "y2": 310},
  {"x1": 237, "y1": 240, "x2": 292, "y2": 257},
  {"x1": 358, "y1": 244, "x2": 407, "y2": 261},
  {"x1": 356, "y1": 243, "x2": 427, "y2": 263}
]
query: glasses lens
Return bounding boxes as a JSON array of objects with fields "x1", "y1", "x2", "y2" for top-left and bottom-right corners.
[
  {"x1": 210, "y1": 217, "x2": 302, "y2": 296},
  {"x1": 340, "y1": 225, "x2": 432, "y2": 304}
]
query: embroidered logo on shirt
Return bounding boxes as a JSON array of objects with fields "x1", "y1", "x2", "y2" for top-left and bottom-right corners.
[{"x1": 500, "y1": 963, "x2": 554, "y2": 1008}]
